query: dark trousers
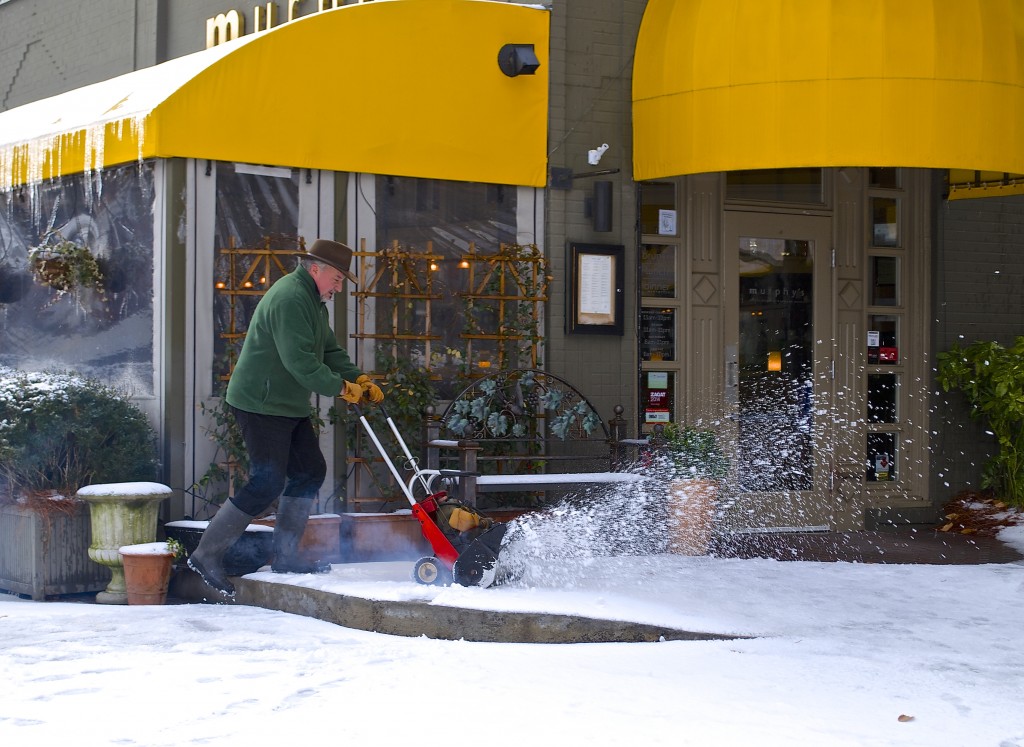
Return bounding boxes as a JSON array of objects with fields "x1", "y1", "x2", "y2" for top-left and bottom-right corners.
[{"x1": 228, "y1": 406, "x2": 326, "y2": 516}]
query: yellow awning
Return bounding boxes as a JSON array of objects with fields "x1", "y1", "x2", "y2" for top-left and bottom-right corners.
[
  {"x1": 0, "y1": 0, "x2": 549, "y2": 189},
  {"x1": 633, "y1": 0, "x2": 1024, "y2": 181}
]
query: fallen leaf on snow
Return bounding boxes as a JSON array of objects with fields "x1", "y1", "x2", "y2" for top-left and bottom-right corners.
[{"x1": 898, "y1": 714, "x2": 915, "y2": 723}]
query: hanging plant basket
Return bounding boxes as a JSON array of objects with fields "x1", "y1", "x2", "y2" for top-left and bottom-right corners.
[{"x1": 27, "y1": 234, "x2": 107, "y2": 300}]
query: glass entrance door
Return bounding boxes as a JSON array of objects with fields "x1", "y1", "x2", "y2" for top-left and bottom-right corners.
[{"x1": 723, "y1": 212, "x2": 834, "y2": 530}]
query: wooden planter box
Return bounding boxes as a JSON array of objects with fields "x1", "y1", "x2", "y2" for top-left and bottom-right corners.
[
  {"x1": 338, "y1": 512, "x2": 431, "y2": 562},
  {"x1": 251, "y1": 513, "x2": 343, "y2": 564},
  {"x1": 0, "y1": 500, "x2": 111, "y2": 600}
]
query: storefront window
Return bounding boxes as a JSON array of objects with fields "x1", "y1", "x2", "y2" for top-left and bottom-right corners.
[
  {"x1": 639, "y1": 182, "x2": 676, "y2": 235},
  {"x1": 726, "y1": 168, "x2": 824, "y2": 204},
  {"x1": 374, "y1": 176, "x2": 517, "y2": 396},
  {"x1": 866, "y1": 432, "x2": 897, "y2": 482},
  {"x1": 869, "y1": 256, "x2": 899, "y2": 306},
  {"x1": 869, "y1": 168, "x2": 899, "y2": 189},
  {"x1": 0, "y1": 163, "x2": 156, "y2": 394},
  {"x1": 867, "y1": 314, "x2": 899, "y2": 364},
  {"x1": 640, "y1": 308, "x2": 675, "y2": 361},
  {"x1": 212, "y1": 163, "x2": 301, "y2": 383},
  {"x1": 871, "y1": 197, "x2": 899, "y2": 247},
  {"x1": 640, "y1": 244, "x2": 676, "y2": 298},
  {"x1": 867, "y1": 374, "x2": 898, "y2": 423}
]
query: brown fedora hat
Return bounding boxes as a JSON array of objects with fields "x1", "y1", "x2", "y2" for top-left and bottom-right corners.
[{"x1": 306, "y1": 239, "x2": 358, "y2": 283}]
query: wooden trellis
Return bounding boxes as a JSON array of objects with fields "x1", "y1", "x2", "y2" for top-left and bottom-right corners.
[
  {"x1": 350, "y1": 238, "x2": 444, "y2": 360},
  {"x1": 214, "y1": 235, "x2": 305, "y2": 381},
  {"x1": 344, "y1": 239, "x2": 548, "y2": 511},
  {"x1": 460, "y1": 242, "x2": 548, "y2": 370}
]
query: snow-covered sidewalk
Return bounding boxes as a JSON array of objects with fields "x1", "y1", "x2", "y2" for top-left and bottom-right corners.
[{"x1": 2, "y1": 526, "x2": 1024, "y2": 747}]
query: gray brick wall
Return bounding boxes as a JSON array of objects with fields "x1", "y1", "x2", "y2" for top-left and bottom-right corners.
[
  {"x1": 931, "y1": 194, "x2": 1024, "y2": 502},
  {"x1": 1, "y1": 0, "x2": 140, "y2": 111},
  {"x1": 545, "y1": 0, "x2": 645, "y2": 433}
]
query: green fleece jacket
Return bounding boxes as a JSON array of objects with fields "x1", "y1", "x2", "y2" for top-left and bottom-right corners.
[{"x1": 226, "y1": 264, "x2": 362, "y2": 417}]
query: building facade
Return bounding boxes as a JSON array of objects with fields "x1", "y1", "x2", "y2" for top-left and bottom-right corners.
[{"x1": 1, "y1": 0, "x2": 1022, "y2": 531}]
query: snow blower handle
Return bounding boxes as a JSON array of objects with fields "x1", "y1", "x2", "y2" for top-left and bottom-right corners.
[
  {"x1": 378, "y1": 404, "x2": 433, "y2": 496},
  {"x1": 351, "y1": 403, "x2": 418, "y2": 507}
]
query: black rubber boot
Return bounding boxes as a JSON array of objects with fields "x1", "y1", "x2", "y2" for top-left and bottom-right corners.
[
  {"x1": 271, "y1": 495, "x2": 331, "y2": 574},
  {"x1": 186, "y1": 500, "x2": 255, "y2": 597}
]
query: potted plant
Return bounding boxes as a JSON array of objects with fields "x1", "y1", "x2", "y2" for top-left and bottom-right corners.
[
  {"x1": 119, "y1": 538, "x2": 184, "y2": 605},
  {"x1": 0, "y1": 367, "x2": 159, "y2": 600},
  {"x1": 656, "y1": 422, "x2": 729, "y2": 555},
  {"x1": 27, "y1": 232, "x2": 108, "y2": 301},
  {"x1": 936, "y1": 336, "x2": 1024, "y2": 507}
]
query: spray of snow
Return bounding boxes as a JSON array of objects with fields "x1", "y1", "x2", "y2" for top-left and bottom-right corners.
[{"x1": 494, "y1": 457, "x2": 712, "y2": 588}]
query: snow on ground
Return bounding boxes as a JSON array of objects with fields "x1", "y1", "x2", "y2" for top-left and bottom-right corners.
[{"x1": 2, "y1": 526, "x2": 1024, "y2": 746}]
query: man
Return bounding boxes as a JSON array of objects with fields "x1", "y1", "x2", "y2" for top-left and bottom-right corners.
[{"x1": 188, "y1": 239, "x2": 383, "y2": 597}]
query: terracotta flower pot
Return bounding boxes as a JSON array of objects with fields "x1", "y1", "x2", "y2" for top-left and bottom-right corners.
[
  {"x1": 666, "y1": 479, "x2": 719, "y2": 555},
  {"x1": 120, "y1": 542, "x2": 175, "y2": 605}
]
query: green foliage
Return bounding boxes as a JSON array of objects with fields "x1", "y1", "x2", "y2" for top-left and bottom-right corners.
[
  {"x1": 331, "y1": 351, "x2": 439, "y2": 498},
  {"x1": 194, "y1": 394, "x2": 249, "y2": 507},
  {"x1": 0, "y1": 367, "x2": 158, "y2": 498},
  {"x1": 936, "y1": 337, "x2": 1024, "y2": 506},
  {"x1": 165, "y1": 537, "x2": 187, "y2": 561},
  {"x1": 444, "y1": 369, "x2": 601, "y2": 442},
  {"x1": 660, "y1": 423, "x2": 729, "y2": 480},
  {"x1": 28, "y1": 233, "x2": 108, "y2": 300},
  {"x1": 371, "y1": 350, "x2": 439, "y2": 436}
]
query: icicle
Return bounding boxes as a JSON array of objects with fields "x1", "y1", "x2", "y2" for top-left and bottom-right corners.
[{"x1": 3, "y1": 111, "x2": 148, "y2": 224}]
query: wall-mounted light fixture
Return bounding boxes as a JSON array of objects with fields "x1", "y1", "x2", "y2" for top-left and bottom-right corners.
[
  {"x1": 767, "y1": 350, "x2": 782, "y2": 372},
  {"x1": 498, "y1": 44, "x2": 540, "y2": 77}
]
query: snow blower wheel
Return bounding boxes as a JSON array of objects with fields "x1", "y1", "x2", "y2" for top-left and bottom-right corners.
[{"x1": 413, "y1": 556, "x2": 451, "y2": 586}]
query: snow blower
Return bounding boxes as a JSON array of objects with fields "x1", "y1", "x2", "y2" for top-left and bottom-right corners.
[{"x1": 353, "y1": 404, "x2": 511, "y2": 587}]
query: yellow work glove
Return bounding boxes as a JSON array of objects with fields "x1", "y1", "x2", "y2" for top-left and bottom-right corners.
[
  {"x1": 340, "y1": 380, "x2": 363, "y2": 404},
  {"x1": 356, "y1": 374, "x2": 384, "y2": 404}
]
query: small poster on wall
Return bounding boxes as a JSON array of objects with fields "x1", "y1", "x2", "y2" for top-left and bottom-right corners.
[
  {"x1": 642, "y1": 371, "x2": 673, "y2": 425},
  {"x1": 658, "y1": 209, "x2": 677, "y2": 236},
  {"x1": 874, "y1": 454, "x2": 891, "y2": 481}
]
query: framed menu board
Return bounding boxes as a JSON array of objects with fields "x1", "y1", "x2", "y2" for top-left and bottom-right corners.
[
  {"x1": 640, "y1": 307, "x2": 675, "y2": 361},
  {"x1": 567, "y1": 243, "x2": 624, "y2": 335}
]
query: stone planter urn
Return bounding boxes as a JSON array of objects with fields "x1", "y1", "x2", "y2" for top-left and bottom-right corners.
[{"x1": 77, "y1": 482, "x2": 174, "y2": 604}]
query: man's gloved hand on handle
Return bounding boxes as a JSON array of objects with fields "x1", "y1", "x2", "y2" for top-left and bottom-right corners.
[
  {"x1": 356, "y1": 374, "x2": 384, "y2": 403},
  {"x1": 340, "y1": 379, "x2": 363, "y2": 404}
]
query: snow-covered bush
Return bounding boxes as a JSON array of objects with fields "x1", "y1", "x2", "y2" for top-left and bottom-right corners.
[{"x1": 0, "y1": 367, "x2": 158, "y2": 498}]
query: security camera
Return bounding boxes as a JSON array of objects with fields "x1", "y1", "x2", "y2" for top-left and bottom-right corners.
[{"x1": 588, "y1": 143, "x2": 609, "y2": 166}]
